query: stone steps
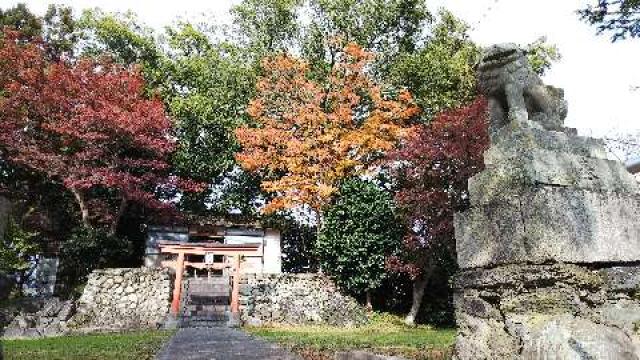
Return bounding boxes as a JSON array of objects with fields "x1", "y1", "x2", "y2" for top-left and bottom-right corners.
[
  {"x1": 189, "y1": 287, "x2": 229, "y2": 294},
  {"x1": 184, "y1": 305, "x2": 230, "y2": 313},
  {"x1": 180, "y1": 312, "x2": 230, "y2": 327},
  {"x1": 186, "y1": 277, "x2": 229, "y2": 285},
  {"x1": 179, "y1": 276, "x2": 231, "y2": 328},
  {"x1": 180, "y1": 308, "x2": 231, "y2": 328}
]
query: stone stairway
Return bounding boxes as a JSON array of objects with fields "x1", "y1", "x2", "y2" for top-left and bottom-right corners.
[{"x1": 179, "y1": 276, "x2": 231, "y2": 328}]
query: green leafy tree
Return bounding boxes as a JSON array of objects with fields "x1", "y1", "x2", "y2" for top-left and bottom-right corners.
[
  {"x1": 231, "y1": 0, "x2": 431, "y2": 77},
  {"x1": 205, "y1": 169, "x2": 265, "y2": 216},
  {"x1": 76, "y1": 3, "x2": 487, "y2": 219},
  {"x1": 57, "y1": 226, "x2": 133, "y2": 296},
  {"x1": 525, "y1": 36, "x2": 562, "y2": 76},
  {"x1": 78, "y1": 14, "x2": 263, "y2": 216},
  {"x1": 388, "y1": 10, "x2": 477, "y2": 121},
  {"x1": 163, "y1": 23, "x2": 260, "y2": 215},
  {"x1": 43, "y1": 5, "x2": 80, "y2": 60},
  {"x1": 316, "y1": 179, "x2": 402, "y2": 309},
  {"x1": 0, "y1": 169, "x2": 77, "y2": 255},
  {"x1": 389, "y1": 13, "x2": 560, "y2": 122},
  {"x1": 302, "y1": 0, "x2": 431, "y2": 78},
  {"x1": 231, "y1": 0, "x2": 303, "y2": 56},
  {"x1": 579, "y1": 0, "x2": 640, "y2": 41},
  {"x1": 263, "y1": 213, "x2": 319, "y2": 273},
  {"x1": 0, "y1": 4, "x2": 80, "y2": 61},
  {"x1": 0, "y1": 216, "x2": 39, "y2": 275},
  {"x1": 0, "y1": 3, "x2": 42, "y2": 40},
  {"x1": 78, "y1": 9, "x2": 164, "y2": 88}
]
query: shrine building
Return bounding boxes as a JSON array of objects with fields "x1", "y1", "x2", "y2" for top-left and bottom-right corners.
[{"x1": 143, "y1": 222, "x2": 282, "y2": 324}]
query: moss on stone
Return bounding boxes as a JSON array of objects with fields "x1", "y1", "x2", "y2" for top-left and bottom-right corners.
[{"x1": 500, "y1": 289, "x2": 577, "y2": 315}]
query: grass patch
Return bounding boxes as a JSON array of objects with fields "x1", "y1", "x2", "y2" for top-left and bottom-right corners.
[
  {"x1": 246, "y1": 313, "x2": 456, "y2": 360},
  {"x1": 2, "y1": 330, "x2": 174, "y2": 360}
]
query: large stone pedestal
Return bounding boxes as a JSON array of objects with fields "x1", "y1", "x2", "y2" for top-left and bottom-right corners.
[
  {"x1": 453, "y1": 120, "x2": 640, "y2": 359},
  {"x1": 454, "y1": 264, "x2": 640, "y2": 359}
]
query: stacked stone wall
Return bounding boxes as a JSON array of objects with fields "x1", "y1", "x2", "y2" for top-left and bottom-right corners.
[
  {"x1": 68, "y1": 268, "x2": 172, "y2": 331},
  {"x1": 1, "y1": 297, "x2": 74, "y2": 339},
  {"x1": 239, "y1": 273, "x2": 367, "y2": 327}
]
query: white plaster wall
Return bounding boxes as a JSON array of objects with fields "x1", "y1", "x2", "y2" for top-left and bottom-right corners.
[
  {"x1": 225, "y1": 234, "x2": 264, "y2": 273},
  {"x1": 263, "y1": 229, "x2": 282, "y2": 274}
]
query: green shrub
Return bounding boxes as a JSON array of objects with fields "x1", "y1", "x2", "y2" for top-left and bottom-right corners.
[
  {"x1": 57, "y1": 226, "x2": 132, "y2": 297},
  {"x1": 0, "y1": 217, "x2": 40, "y2": 274},
  {"x1": 0, "y1": 216, "x2": 40, "y2": 297},
  {"x1": 317, "y1": 179, "x2": 402, "y2": 306}
]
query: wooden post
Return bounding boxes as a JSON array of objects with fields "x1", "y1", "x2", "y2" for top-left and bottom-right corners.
[
  {"x1": 170, "y1": 252, "x2": 185, "y2": 316},
  {"x1": 231, "y1": 254, "x2": 241, "y2": 314}
]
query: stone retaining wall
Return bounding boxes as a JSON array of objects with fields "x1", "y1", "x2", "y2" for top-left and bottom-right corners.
[
  {"x1": 68, "y1": 268, "x2": 172, "y2": 331},
  {"x1": 240, "y1": 273, "x2": 367, "y2": 327},
  {"x1": 7, "y1": 269, "x2": 366, "y2": 333},
  {"x1": 1, "y1": 297, "x2": 74, "y2": 339}
]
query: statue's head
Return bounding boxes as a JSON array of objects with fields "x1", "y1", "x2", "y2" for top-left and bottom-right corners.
[{"x1": 477, "y1": 43, "x2": 524, "y2": 71}]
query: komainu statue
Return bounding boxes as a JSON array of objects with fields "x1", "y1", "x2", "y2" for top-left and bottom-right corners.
[
  {"x1": 454, "y1": 42, "x2": 640, "y2": 360},
  {"x1": 477, "y1": 43, "x2": 568, "y2": 135}
]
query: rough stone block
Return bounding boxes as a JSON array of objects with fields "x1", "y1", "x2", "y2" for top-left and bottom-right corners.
[
  {"x1": 456, "y1": 187, "x2": 640, "y2": 268},
  {"x1": 1, "y1": 298, "x2": 75, "y2": 340},
  {"x1": 520, "y1": 315, "x2": 639, "y2": 359},
  {"x1": 454, "y1": 313, "x2": 518, "y2": 359},
  {"x1": 455, "y1": 43, "x2": 640, "y2": 359},
  {"x1": 454, "y1": 292, "x2": 502, "y2": 320},
  {"x1": 499, "y1": 287, "x2": 586, "y2": 315},
  {"x1": 453, "y1": 263, "x2": 640, "y2": 360},
  {"x1": 601, "y1": 266, "x2": 640, "y2": 291},
  {"x1": 486, "y1": 121, "x2": 609, "y2": 164},
  {"x1": 454, "y1": 263, "x2": 603, "y2": 290},
  {"x1": 594, "y1": 300, "x2": 640, "y2": 333},
  {"x1": 469, "y1": 150, "x2": 639, "y2": 205}
]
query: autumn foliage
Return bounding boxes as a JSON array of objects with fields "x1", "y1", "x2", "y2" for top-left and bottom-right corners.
[
  {"x1": 0, "y1": 29, "x2": 201, "y2": 231},
  {"x1": 236, "y1": 43, "x2": 419, "y2": 213},
  {"x1": 387, "y1": 97, "x2": 489, "y2": 278}
]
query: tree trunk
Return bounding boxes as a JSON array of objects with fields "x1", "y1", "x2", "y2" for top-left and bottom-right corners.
[
  {"x1": 365, "y1": 289, "x2": 374, "y2": 312},
  {"x1": 110, "y1": 197, "x2": 128, "y2": 237},
  {"x1": 404, "y1": 269, "x2": 433, "y2": 326},
  {"x1": 70, "y1": 187, "x2": 90, "y2": 228}
]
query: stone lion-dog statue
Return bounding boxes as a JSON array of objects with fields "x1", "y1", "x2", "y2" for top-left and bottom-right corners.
[{"x1": 477, "y1": 43, "x2": 568, "y2": 135}]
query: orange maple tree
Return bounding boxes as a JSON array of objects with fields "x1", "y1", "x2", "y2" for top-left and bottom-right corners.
[{"x1": 236, "y1": 43, "x2": 419, "y2": 213}]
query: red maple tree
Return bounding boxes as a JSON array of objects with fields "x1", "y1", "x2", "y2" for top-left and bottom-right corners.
[
  {"x1": 0, "y1": 29, "x2": 201, "y2": 233},
  {"x1": 386, "y1": 97, "x2": 489, "y2": 324}
]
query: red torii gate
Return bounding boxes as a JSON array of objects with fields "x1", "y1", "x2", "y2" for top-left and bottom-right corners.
[{"x1": 158, "y1": 241, "x2": 261, "y2": 317}]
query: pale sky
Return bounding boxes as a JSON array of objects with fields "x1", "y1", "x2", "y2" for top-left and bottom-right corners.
[{"x1": 3, "y1": 0, "x2": 639, "y2": 135}]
